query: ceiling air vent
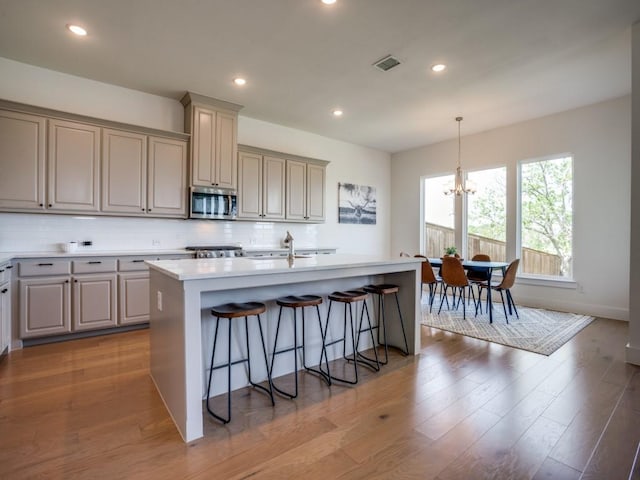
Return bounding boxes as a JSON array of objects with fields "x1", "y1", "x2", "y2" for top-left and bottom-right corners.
[{"x1": 373, "y1": 55, "x2": 401, "y2": 72}]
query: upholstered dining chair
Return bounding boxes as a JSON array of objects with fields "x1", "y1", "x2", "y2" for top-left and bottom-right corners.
[
  {"x1": 478, "y1": 258, "x2": 520, "y2": 323},
  {"x1": 438, "y1": 256, "x2": 477, "y2": 319},
  {"x1": 414, "y1": 255, "x2": 446, "y2": 313}
]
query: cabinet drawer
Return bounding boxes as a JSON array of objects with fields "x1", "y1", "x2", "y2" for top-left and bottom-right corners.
[
  {"x1": 118, "y1": 257, "x2": 156, "y2": 272},
  {"x1": 72, "y1": 259, "x2": 117, "y2": 274},
  {"x1": 19, "y1": 260, "x2": 71, "y2": 277}
]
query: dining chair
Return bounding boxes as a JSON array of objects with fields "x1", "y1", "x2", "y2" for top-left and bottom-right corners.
[
  {"x1": 466, "y1": 253, "x2": 491, "y2": 312},
  {"x1": 438, "y1": 256, "x2": 477, "y2": 319},
  {"x1": 414, "y1": 255, "x2": 446, "y2": 313},
  {"x1": 478, "y1": 258, "x2": 520, "y2": 323}
]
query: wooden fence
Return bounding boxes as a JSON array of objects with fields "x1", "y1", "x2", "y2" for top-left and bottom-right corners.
[{"x1": 424, "y1": 222, "x2": 562, "y2": 276}]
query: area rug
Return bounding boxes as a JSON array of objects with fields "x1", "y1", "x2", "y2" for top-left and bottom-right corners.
[{"x1": 421, "y1": 298, "x2": 595, "y2": 356}]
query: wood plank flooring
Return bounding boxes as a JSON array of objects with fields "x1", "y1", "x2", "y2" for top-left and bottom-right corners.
[{"x1": 1, "y1": 317, "x2": 639, "y2": 479}]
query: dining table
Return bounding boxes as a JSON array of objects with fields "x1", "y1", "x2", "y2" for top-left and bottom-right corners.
[{"x1": 428, "y1": 257, "x2": 510, "y2": 323}]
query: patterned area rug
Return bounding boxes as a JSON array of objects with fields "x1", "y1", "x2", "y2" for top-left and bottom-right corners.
[{"x1": 421, "y1": 297, "x2": 595, "y2": 356}]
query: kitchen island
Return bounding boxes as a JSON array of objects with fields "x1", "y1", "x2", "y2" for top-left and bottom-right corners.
[{"x1": 147, "y1": 254, "x2": 423, "y2": 442}]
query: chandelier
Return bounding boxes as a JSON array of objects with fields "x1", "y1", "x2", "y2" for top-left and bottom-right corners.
[{"x1": 445, "y1": 116, "x2": 476, "y2": 196}]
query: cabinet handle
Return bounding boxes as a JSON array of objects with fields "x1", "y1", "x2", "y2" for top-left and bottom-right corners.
[
  {"x1": 132, "y1": 260, "x2": 145, "y2": 263},
  {"x1": 65, "y1": 279, "x2": 69, "y2": 283},
  {"x1": 141, "y1": 208, "x2": 145, "y2": 211},
  {"x1": 74, "y1": 279, "x2": 78, "y2": 283},
  {"x1": 88, "y1": 261, "x2": 102, "y2": 264},
  {"x1": 6, "y1": 265, "x2": 12, "y2": 269},
  {"x1": 37, "y1": 263, "x2": 54, "y2": 266},
  {"x1": 39, "y1": 203, "x2": 44, "y2": 207},
  {"x1": 48, "y1": 204, "x2": 52, "y2": 207},
  {"x1": 0, "y1": 269, "x2": 4, "y2": 273},
  {"x1": 1, "y1": 288, "x2": 7, "y2": 294},
  {"x1": 148, "y1": 208, "x2": 152, "y2": 212}
]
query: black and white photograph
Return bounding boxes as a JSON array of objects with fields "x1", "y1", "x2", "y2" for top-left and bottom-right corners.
[{"x1": 338, "y1": 183, "x2": 377, "y2": 224}]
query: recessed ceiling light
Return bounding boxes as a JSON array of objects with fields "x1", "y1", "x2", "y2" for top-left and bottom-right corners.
[
  {"x1": 233, "y1": 77, "x2": 247, "y2": 86},
  {"x1": 332, "y1": 109, "x2": 343, "y2": 117},
  {"x1": 66, "y1": 24, "x2": 87, "y2": 36},
  {"x1": 322, "y1": 0, "x2": 337, "y2": 4},
  {"x1": 431, "y1": 64, "x2": 447, "y2": 73}
]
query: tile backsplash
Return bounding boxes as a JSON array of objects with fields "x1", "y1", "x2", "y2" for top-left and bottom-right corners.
[{"x1": 0, "y1": 213, "x2": 323, "y2": 253}]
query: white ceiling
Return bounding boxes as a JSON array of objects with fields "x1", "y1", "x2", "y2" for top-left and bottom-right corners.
[{"x1": 0, "y1": 0, "x2": 638, "y2": 153}]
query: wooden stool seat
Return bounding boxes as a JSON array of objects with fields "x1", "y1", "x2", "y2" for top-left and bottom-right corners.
[
  {"x1": 328, "y1": 290, "x2": 368, "y2": 303},
  {"x1": 363, "y1": 284, "x2": 399, "y2": 295},
  {"x1": 276, "y1": 295, "x2": 323, "y2": 308},
  {"x1": 211, "y1": 302, "x2": 266, "y2": 318}
]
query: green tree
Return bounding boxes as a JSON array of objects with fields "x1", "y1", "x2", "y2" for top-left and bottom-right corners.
[{"x1": 521, "y1": 157, "x2": 572, "y2": 276}]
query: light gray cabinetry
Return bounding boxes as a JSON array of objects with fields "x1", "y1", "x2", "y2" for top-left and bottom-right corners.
[
  {"x1": 20, "y1": 275, "x2": 72, "y2": 338},
  {"x1": 71, "y1": 259, "x2": 117, "y2": 331},
  {"x1": 181, "y1": 93, "x2": 242, "y2": 189},
  {"x1": 101, "y1": 128, "x2": 148, "y2": 214},
  {"x1": 0, "y1": 110, "x2": 46, "y2": 210},
  {"x1": 102, "y1": 130, "x2": 187, "y2": 217},
  {"x1": 118, "y1": 272, "x2": 150, "y2": 325},
  {"x1": 0, "y1": 262, "x2": 11, "y2": 354},
  {"x1": 48, "y1": 119, "x2": 101, "y2": 212},
  {"x1": 286, "y1": 160, "x2": 326, "y2": 222},
  {"x1": 237, "y1": 150, "x2": 286, "y2": 220},
  {"x1": 147, "y1": 136, "x2": 188, "y2": 217}
]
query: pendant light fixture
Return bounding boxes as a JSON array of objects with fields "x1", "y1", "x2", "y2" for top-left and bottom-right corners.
[{"x1": 445, "y1": 116, "x2": 476, "y2": 196}]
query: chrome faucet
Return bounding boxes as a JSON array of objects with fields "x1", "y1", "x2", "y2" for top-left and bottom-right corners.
[{"x1": 284, "y1": 231, "x2": 294, "y2": 259}]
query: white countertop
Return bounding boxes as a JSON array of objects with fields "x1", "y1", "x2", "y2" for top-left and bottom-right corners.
[
  {"x1": 0, "y1": 249, "x2": 191, "y2": 265},
  {"x1": 146, "y1": 254, "x2": 422, "y2": 281}
]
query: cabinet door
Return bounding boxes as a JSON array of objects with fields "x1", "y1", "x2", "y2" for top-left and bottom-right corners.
[
  {"x1": 118, "y1": 272, "x2": 150, "y2": 325},
  {"x1": 73, "y1": 274, "x2": 117, "y2": 331},
  {"x1": 215, "y1": 111, "x2": 237, "y2": 189},
  {"x1": 263, "y1": 155, "x2": 286, "y2": 220},
  {"x1": 191, "y1": 106, "x2": 215, "y2": 187},
  {"x1": 237, "y1": 151, "x2": 263, "y2": 219},
  {"x1": 0, "y1": 110, "x2": 46, "y2": 210},
  {"x1": 286, "y1": 160, "x2": 307, "y2": 221},
  {"x1": 0, "y1": 282, "x2": 9, "y2": 353},
  {"x1": 306, "y1": 163, "x2": 326, "y2": 222},
  {"x1": 147, "y1": 136, "x2": 187, "y2": 217},
  {"x1": 102, "y1": 128, "x2": 147, "y2": 214},
  {"x1": 20, "y1": 277, "x2": 71, "y2": 338},
  {"x1": 48, "y1": 119, "x2": 101, "y2": 212}
]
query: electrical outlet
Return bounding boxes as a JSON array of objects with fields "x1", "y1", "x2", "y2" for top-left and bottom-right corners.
[
  {"x1": 152, "y1": 239, "x2": 161, "y2": 246},
  {"x1": 82, "y1": 240, "x2": 92, "y2": 246}
]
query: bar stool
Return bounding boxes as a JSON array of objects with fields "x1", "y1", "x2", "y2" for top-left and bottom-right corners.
[
  {"x1": 362, "y1": 283, "x2": 410, "y2": 365},
  {"x1": 321, "y1": 289, "x2": 379, "y2": 385},
  {"x1": 269, "y1": 295, "x2": 331, "y2": 398},
  {"x1": 206, "y1": 301, "x2": 274, "y2": 424}
]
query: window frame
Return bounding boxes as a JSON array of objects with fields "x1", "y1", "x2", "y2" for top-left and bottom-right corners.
[{"x1": 516, "y1": 152, "x2": 575, "y2": 281}]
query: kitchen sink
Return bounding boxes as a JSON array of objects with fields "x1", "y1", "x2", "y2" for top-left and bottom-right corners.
[{"x1": 248, "y1": 254, "x2": 313, "y2": 260}]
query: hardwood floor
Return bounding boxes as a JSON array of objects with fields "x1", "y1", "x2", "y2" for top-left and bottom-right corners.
[{"x1": 1, "y1": 317, "x2": 639, "y2": 479}]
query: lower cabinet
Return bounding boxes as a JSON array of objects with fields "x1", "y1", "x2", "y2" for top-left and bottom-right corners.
[
  {"x1": 19, "y1": 276, "x2": 71, "y2": 338},
  {"x1": 118, "y1": 272, "x2": 150, "y2": 325},
  {"x1": 1, "y1": 278, "x2": 12, "y2": 354},
  {"x1": 73, "y1": 274, "x2": 117, "y2": 331}
]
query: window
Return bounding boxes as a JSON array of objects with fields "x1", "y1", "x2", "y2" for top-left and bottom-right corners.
[
  {"x1": 423, "y1": 174, "x2": 454, "y2": 258},
  {"x1": 465, "y1": 167, "x2": 506, "y2": 261},
  {"x1": 519, "y1": 155, "x2": 573, "y2": 278}
]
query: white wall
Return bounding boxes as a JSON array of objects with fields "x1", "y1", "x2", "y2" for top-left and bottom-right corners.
[
  {"x1": 0, "y1": 58, "x2": 391, "y2": 255},
  {"x1": 391, "y1": 96, "x2": 631, "y2": 320}
]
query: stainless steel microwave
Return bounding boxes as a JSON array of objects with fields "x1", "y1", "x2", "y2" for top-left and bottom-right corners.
[{"x1": 189, "y1": 186, "x2": 237, "y2": 220}]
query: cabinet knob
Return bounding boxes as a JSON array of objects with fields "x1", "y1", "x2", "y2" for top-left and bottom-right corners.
[
  {"x1": 39, "y1": 203, "x2": 44, "y2": 207},
  {"x1": 48, "y1": 204, "x2": 52, "y2": 207},
  {"x1": 74, "y1": 279, "x2": 78, "y2": 283},
  {"x1": 141, "y1": 208, "x2": 145, "y2": 211},
  {"x1": 148, "y1": 208, "x2": 152, "y2": 212},
  {"x1": 65, "y1": 279, "x2": 69, "y2": 283}
]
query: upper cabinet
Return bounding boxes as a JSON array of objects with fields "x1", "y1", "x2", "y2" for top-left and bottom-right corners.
[
  {"x1": 0, "y1": 110, "x2": 46, "y2": 210},
  {"x1": 286, "y1": 160, "x2": 326, "y2": 222},
  {"x1": 237, "y1": 144, "x2": 328, "y2": 224},
  {"x1": 102, "y1": 129, "x2": 187, "y2": 217},
  {"x1": 181, "y1": 93, "x2": 243, "y2": 189},
  {"x1": 237, "y1": 149, "x2": 286, "y2": 220},
  {"x1": 0, "y1": 101, "x2": 189, "y2": 218},
  {"x1": 48, "y1": 119, "x2": 101, "y2": 212}
]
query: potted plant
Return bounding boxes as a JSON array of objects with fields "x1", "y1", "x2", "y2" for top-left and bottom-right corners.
[{"x1": 444, "y1": 246, "x2": 459, "y2": 258}]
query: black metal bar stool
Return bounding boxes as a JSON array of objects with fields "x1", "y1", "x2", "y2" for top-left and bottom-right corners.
[
  {"x1": 269, "y1": 295, "x2": 331, "y2": 398},
  {"x1": 206, "y1": 301, "x2": 274, "y2": 424},
  {"x1": 321, "y1": 289, "x2": 379, "y2": 385},
  {"x1": 362, "y1": 283, "x2": 410, "y2": 365}
]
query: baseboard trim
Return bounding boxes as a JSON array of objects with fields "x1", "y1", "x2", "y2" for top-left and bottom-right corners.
[
  {"x1": 515, "y1": 295, "x2": 628, "y2": 321},
  {"x1": 22, "y1": 323, "x2": 149, "y2": 347},
  {"x1": 626, "y1": 343, "x2": 640, "y2": 366}
]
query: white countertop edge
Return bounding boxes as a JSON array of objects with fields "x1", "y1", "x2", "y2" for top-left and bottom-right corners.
[
  {"x1": 146, "y1": 254, "x2": 422, "y2": 281},
  {"x1": 0, "y1": 249, "x2": 191, "y2": 263}
]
